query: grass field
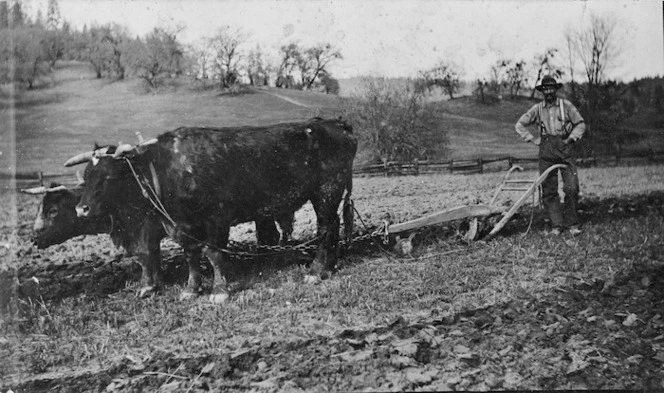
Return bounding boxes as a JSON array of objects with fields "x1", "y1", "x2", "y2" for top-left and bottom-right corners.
[
  {"x1": 0, "y1": 61, "x2": 579, "y2": 177},
  {"x1": 2, "y1": 62, "x2": 661, "y2": 177},
  {"x1": 1, "y1": 63, "x2": 664, "y2": 391}
]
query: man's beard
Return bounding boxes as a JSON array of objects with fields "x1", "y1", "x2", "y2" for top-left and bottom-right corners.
[{"x1": 545, "y1": 93, "x2": 556, "y2": 103}]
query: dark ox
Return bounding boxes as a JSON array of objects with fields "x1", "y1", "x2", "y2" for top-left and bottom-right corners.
[
  {"x1": 23, "y1": 181, "x2": 294, "y2": 297},
  {"x1": 65, "y1": 118, "x2": 357, "y2": 303},
  {"x1": 22, "y1": 184, "x2": 111, "y2": 249}
]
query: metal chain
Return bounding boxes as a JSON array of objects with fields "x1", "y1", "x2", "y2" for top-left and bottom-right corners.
[
  {"x1": 222, "y1": 222, "x2": 387, "y2": 260},
  {"x1": 123, "y1": 165, "x2": 385, "y2": 261}
]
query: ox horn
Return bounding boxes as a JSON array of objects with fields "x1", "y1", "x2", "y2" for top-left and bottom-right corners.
[
  {"x1": 64, "y1": 151, "x2": 94, "y2": 167},
  {"x1": 141, "y1": 138, "x2": 158, "y2": 146},
  {"x1": 20, "y1": 185, "x2": 67, "y2": 195},
  {"x1": 113, "y1": 143, "x2": 135, "y2": 158},
  {"x1": 112, "y1": 138, "x2": 157, "y2": 159}
]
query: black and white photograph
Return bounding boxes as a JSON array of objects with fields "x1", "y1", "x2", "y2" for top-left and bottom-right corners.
[{"x1": 1, "y1": 0, "x2": 663, "y2": 390}]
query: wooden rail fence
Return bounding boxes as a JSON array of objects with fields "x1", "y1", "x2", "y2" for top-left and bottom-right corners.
[
  {"x1": 2, "y1": 150, "x2": 664, "y2": 187},
  {"x1": 353, "y1": 149, "x2": 664, "y2": 177}
]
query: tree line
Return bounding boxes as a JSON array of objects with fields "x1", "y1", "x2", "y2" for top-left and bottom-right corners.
[
  {"x1": 2, "y1": 1, "x2": 661, "y2": 164},
  {"x1": 344, "y1": 12, "x2": 664, "y2": 163},
  {"x1": 0, "y1": 0, "x2": 343, "y2": 93}
]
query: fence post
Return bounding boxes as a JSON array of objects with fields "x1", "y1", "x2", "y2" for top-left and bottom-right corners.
[
  {"x1": 414, "y1": 158, "x2": 419, "y2": 176},
  {"x1": 38, "y1": 171, "x2": 43, "y2": 186},
  {"x1": 508, "y1": 156, "x2": 513, "y2": 169},
  {"x1": 448, "y1": 159, "x2": 453, "y2": 173},
  {"x1": 478, "y1": 157, "x2": 483, "y2": 174}
]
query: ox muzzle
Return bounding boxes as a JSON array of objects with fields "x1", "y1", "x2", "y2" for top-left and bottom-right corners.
[{"x1": 76, "y1": 204, "x2": 91, "y2": 218}]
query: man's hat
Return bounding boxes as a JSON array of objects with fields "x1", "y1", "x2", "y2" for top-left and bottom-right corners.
[{"x1": 535, "y1": 75, "x2": 563, "y2": 91}]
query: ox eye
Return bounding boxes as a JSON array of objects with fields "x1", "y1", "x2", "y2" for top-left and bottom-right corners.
[{"x1": 48, "y1": 207, "x2": 58, "y2": 218}]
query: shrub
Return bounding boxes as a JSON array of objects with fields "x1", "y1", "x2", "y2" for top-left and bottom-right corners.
[{"x1": 339, "y1": 77, "x2": 449, "y2": 163}]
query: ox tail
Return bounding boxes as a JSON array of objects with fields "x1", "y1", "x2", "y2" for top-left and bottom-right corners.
[{"x1": 342, "y1": 175, "x2": 354, "y2": 242}]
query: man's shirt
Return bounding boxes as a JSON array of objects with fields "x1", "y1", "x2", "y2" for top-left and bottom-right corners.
[{"x1": 515, "y1": 98, "x2": 586, "y2": 143}]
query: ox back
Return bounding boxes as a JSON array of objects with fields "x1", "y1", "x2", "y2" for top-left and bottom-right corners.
[
  {"x1": 151, "y1": 118, "x2": 356, "y2": 228},
  {"x1": 75, "y1": 117, "x2": 357, "y2": 302}
]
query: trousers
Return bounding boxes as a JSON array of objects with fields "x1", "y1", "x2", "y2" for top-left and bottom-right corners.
[{"x1": 539, "y1": 135, "x2": 579, "y2": 228}]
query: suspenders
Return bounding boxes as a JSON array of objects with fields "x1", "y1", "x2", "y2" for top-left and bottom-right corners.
[{"x1": 538, "y1": 99, "x2": 566, "y2": 136}]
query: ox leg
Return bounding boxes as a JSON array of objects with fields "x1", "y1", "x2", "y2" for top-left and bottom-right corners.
[
  {"x1": 204, "y1": 248, "x2": 231, "y2": 304},
  {"x1": 255, "y1": 218, "x2": 280, "y2": 246},
  {"x1": 180, "y1": 245, "x2": 203, "y2": 300},
  {"x1": 137, "y1": 243, "x2": 163, "y2": 298},
  {"x1": 135, "y1": 224, "x2": 163, "y2": 298},
  {"x1": 277, "y1": 212, "x2": 294, "y2": 245},
  {"x1": 204, "y1": 227, "x2": 231, "y2": 304},
  {"x1": 306, "y1": 205, "x2": 341, "y2": 284}
]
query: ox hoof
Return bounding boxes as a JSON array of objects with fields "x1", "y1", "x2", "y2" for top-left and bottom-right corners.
[
  {"x1": 304, "y1": 275, "x2": 322, "y2": 285},
  {"x1": 138, "y1": 286, "x2": 156, "y2": 298},
  {"x1": 179, "y1": 290, "x2": 198, "y2": 301},
  {"x1": 209, "y1": 292, "x2": 230, "y2": 304}
]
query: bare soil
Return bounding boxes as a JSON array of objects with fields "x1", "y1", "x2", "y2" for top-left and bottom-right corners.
[{"x1": 3, "y1": 186, "x2": 664, "y2": 392}]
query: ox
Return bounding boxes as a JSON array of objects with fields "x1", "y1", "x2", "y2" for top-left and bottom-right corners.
[
  {"x1": 22, "y1": 180, "x2": 294, "y2": 297},
  {"x1": 65, "y1": 118, "x2": 357, "y2": 303},
  {"x1": 22, "y1": 184, "x2": 111, "y2": 249}
]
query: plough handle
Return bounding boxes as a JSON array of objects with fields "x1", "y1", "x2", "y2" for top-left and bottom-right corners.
[
  {"x1": 486, "y1": 164, "x2": 568, "y2": 239},
  {"x1": 489, "y1": 165, "x2": 524, "y2": 206}
]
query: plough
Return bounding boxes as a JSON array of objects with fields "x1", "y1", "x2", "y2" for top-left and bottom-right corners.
[{"x1": 380, "y1": 164, "x2": 568, "y2": 241}]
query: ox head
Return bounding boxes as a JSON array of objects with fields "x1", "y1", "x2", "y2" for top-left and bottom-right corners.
[
  {"x1": 20, "y1": 183, "x2": 90, "y2": 248},
  {"x1": 64, "y1": 139, "x2": 157, "y2": 218}
]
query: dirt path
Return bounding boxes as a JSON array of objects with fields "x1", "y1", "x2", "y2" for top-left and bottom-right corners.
[{"x1": 256, "y1": 89, "x2": 312, "y2": 108}]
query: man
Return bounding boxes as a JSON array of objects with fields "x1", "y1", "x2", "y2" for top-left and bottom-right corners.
[{"x1": 515, "y1": 75, "x2": 586, "y2": 235}]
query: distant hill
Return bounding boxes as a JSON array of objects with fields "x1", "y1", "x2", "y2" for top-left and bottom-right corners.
[{"x1": 2, "y1": 62, "x2": 662, "y2": 176}]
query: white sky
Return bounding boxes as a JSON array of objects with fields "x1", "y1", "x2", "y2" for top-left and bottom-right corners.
[{"x1": 24, "y1": 0, "x2": 664, "y2": 81}]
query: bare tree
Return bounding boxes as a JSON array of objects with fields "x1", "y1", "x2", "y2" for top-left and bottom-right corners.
[
  {"x1": 187, "y1": 40, "x2": 213, "y2": 87},
  {"x1": 246, "y1": 44, "x2": 271, "y2": 86},
  {"x1": 531, "y1": 48, "x2": 563, "y2": 98},
  {"x1": 103, "y1": 23, "x2": 130, "y2": 79},
  {"x1": 504, "y1": 59, "x2": 528, "y2": 98},
  {"x1": 276, "y1": 42, "x2": 301, "y2": 88},
  {"x1": 300, "y1": 43, "x2": 342, "y2": 90},
  {"x1": 488, "y1": 59, "x2": 507, "y2": 94},
  {"x1": 563, "y1": 12, "x2": 629, "y2": 157},
  {"x1": 417, "y1": 61, "x2": 462, "y2": 99},
  {"x1": 562, "y1": 28, "x2": 579, "y2": 99},
  {"x1": 569, "y1": 12, "x2": 621, "y2": 86},
  {"x1": 208, "y1": 26, "x2": 246, "y2": 89},
  {"x1": 124, "y1": 28, "x2": 184, "y2": 88},
  {"x1": 0, "y1": 26, "x2": 49, "y2": 89},
  {"x1": 85, "y1": 23, "x2": 130, "y2": 79}
]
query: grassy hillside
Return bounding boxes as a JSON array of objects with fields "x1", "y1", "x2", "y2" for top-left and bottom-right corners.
[{"x1": 1, "y1": 62, "x2": 661, "y2": 177}]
